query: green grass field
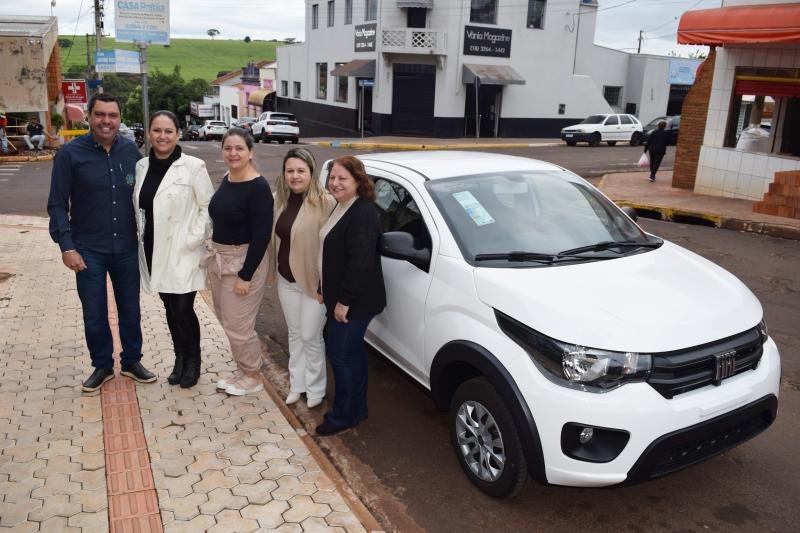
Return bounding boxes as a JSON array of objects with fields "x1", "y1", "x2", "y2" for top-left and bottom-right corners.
[{"x1": 59, "y1": 36, "x2": 280, "y2": 82}]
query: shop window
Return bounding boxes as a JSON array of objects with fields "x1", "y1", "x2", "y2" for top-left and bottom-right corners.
[
  {"x1": 316, "y1": 63, "x2": 328, "y2": 100},
  {"x1": 407, "y1": 7, "x2": 426, "y2": 28},
  {"x1": 281, "y1": 80, "x2": 288, "y2": 97},
  {"x1": 335, "y1": 63, "x2": 348, "y2": 103},
  {"x1": 470, "y1": 0, "x2": 497, "y2": 24},
  {"x1": 527, "y1": 0, "x2": 546, "y2": 29},
  {"x1": 345, "y1": 0, "x2": 352, "y2": 24},
  {"x1": 366, "y1": 0, "x2": 377, "y2": 21},
  {"x1": 603, "y1": 86, "x2": 622, "y2": 107},
  {"x1": 312, "y1": 4, "x2": 319, "y2": 29},
  {"x1": 328, "y1": 0, "x2": 335, "y2": 27}
]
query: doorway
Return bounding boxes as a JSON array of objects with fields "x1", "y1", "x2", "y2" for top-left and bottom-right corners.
[
  {"x1": 392, "y1": 64, "x2": 436, "y2": 135},
  {"x1": 464, "y1": 83, "x2": 502, "y2": 137},
  {"x1": 357, "y1": 81, "x2": 373, "y2": 134}
]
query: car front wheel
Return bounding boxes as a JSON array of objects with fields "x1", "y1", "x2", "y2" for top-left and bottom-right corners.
[
  {"x1": 630, "y1": 132, "x2": 643, "y2": 146},
  {"x1": 262, "y1": 130, "x2": 269, "y2": 144},
  {"x1": 589, "y1": 132, "x2": 601, "y2": 147},
  {"x1": 450, "y1": 377, "x2": 528, "y2": 499}
]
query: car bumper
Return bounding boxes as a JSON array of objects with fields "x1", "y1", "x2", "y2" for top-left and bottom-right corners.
[
  {"x1": 561, "y1": 132, "x2": 591, "y2": 142},
  {"x1": 265, "y1": 130, "x2": 299, "y2": 139},
  {"x1": 510, "y1": 338, "x2": 781, "y2": 487}
]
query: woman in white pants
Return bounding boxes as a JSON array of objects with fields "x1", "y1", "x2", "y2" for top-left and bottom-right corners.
[{"x1": 268, "y1": 148, "x2": 335, "y2": 408}]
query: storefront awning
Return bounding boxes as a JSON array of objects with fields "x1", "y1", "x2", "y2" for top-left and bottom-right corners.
[
  {"x1": 330, "y1": 59, "x2": 376, "y2": 78},
  {"x1": 397, "y1": 0, "x2": 433, "y2": 8},
  {"x1": 462, "y1": 64, "x2": 525, "y2": 85},
  {"x1": 64, "y1": 104, "x2": 85, "y2": 122},
  {"x1": 677, "y1": 3, "x2": 800, "y2": 46},
  {"x1": 247, "y1": 89, "x2": 274, "y2": 106}
]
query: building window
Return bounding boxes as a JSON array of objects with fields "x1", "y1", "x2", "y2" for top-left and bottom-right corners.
[
  {"x1": 281, "y1": 80, "x2": 288, "y2": 97},
  {"x1": 334, "y1": 63, "x2": 348, "y2": 103},
  {"x1": 328, "y1": 0, "x2": 335, "y2": 27},
  {"x1": 231, "y1": 105, "x2": 238, "y2": 120},
  {"x1": 527, "y1": 0, "x2": 546, "y2": 29},
  {"x1": 365, "y1": 0, "x2": 377, "y2": 21},
  {"x1": 345, "y1": 0, "x2": 352, "y2": 24},
  {"x1": 316, "y1": 63, "x2": 328, "y2": 99},
  {"x1": 312, "y1": 4, "x2": 319, "y2": 29},
  {"x1": 293, "y1": 81, "x2": 301, "y2": 98},
  {"x1": 470, "y1": 0, "x2": 497, "y2": 24},
  {"x1": 604, "y1": 86, "x2": 622, "y2": 107}
]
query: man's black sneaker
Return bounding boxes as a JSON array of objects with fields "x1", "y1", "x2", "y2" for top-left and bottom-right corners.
[
  {"x1": 120, "y1": 362, "x2": 157, "y2": 383},
  {"x1": 81, "y1": 368, "x2": 115, "y2": 392}
]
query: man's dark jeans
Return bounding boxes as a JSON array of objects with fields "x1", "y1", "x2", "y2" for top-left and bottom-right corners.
[
  {"x1": 75, "y1": 247, "x2": 142, "y2": 369},
  {"x1": 324, "y1": 316, "x2": 373, "y2": 428}
]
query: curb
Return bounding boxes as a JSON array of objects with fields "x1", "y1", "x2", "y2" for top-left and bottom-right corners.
[
  {"x1": 0, "y1": 154, "x2": 55, "y2": 162},
  {"x1": 616, "y1": 200, "x2": 800, "y2": 241},
  {"x1": 309, "y1": 140, "x2": 560, "y2": 150}
]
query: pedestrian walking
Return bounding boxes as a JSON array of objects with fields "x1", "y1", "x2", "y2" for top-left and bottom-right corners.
[
  {"x1": 316, "y1": 156, "x2": 386, "y2": 436},
  {"x1": 644, "y1": 120, "x2": 668, "y2": 182},
  {"x1": 47, "y1": 93, "x2": 156, "y2": 393},
  {"x1": 268, "y1": 148, "x2": 335, "y2": 408},
  {"x1": 133, "y1": 110, "x2": 214, "y2": 388},
  {"x1": 208, "y1": 128, "x2": 274, "y2": 396}
]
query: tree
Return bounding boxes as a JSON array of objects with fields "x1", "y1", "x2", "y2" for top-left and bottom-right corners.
[
  {"x1": 688, "y1": 50, "x2": 708, "y2": 60},
  {"x1": 124, "y1": 66, "x2": 209, "y2": 125},
  {"x1": 284, "y1": 37, "x2": 297, "y2": 44},
  {"x1": 57, "y1": 37, "x2": 73, "y2": 49},
  {"x1": 207, "y1": 28, "x2": 220, "y2": 39},
  {"x1": 244, "y1": 36, "x2": 251, "y2": 43}
]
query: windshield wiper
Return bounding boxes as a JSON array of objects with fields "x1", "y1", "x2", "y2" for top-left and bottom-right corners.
[
  {"x1": 475, "y1": 251, "x2": 556, "y2": 263},
  {"x1": 557, "y1": 239, "x2": 662, "y2": 257}
]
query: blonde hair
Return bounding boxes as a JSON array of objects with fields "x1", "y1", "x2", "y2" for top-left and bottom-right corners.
[{"x1": 275, "y1": 148, "x2": 327, "y2": 211}]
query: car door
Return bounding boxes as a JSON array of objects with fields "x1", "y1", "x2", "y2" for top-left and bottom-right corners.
[
  {"x1": 365, "y1": 170, "x2": 438, "y2": 383},
  {"x1": 619, "y1": 114, "x2": 635, "y2": 141},
  {"x1": 603, "y1": 115, "x2": 621, "y2": 140}
]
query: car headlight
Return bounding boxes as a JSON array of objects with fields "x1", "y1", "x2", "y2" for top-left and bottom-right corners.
[{"x1": 495, "y1": 310, "x2": 651, "y2": 393}]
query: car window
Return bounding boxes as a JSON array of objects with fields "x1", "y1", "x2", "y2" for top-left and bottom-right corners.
[
  {"x1": 270, "y1": 113, "x2": 296, "y2": 122},
  {"x1": 210, "y1": 121, "x2": 226, "y2": 127},
  {"x1": 579, "y1": 115, "x2": 606, "y2": 125},
  {"x1": 619, "y1": 115, "x2": 632, "y2": 125},
  {"x1": 373, "y1": 178, "x2": 432, "y2": 251},
  {"x1": 605, "y1": 116, "x2": 619, "y2": 125},
  {"x1": 671, "y1": 117, "x2": 680, "y2": 127},
  {"x1": 646, "y1": 117, "x2": 667, "y2": 128}
]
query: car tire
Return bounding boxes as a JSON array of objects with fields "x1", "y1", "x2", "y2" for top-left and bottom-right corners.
[
  {"x1": 589, "y1": 132, "x2": 601, "y2": 147},
  {"x1": 565, "y1": 141, "x2": 576, "y2": 147},
  {"x1": 449, "y1": 377, "x2": 528, "y2": 499},
  {"x1": 607, "y1": 141, "x2": 617, "y2": 146},
  {"x1": 630, "y1": 132, "x2": 643, "y2": 146},
  {"x1": 292, "y1": 137, "x2": 299, "y2": 144},
  {"x1": 262, "y1": 131, "x2": 269, "y2": 144}
]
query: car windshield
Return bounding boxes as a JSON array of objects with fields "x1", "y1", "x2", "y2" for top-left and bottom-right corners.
[
  {"x1": 270, "y1": 113, "x2": 295, "y2": 121},
  {"x1": 426, "y1": 171, "x2": 653, "y2": 266},
  {"x1": 646, "y1": 117, "x2": 667, "y2": 128},
  {"x1": 210, "y1": 121, "x2": 225, "y2": 127},
  {"x1": 579, "y1": 115, "x2": 606, "y2": 125}
]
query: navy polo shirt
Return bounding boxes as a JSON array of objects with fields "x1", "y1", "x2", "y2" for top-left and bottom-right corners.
[{"x1": 47, "y1": 133, "x2": 141, "y2": 254}]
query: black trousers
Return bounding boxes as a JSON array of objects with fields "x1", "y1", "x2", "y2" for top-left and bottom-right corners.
[
  {"x1": 159, "y1": 292, "x2": 200, "y2": 358},
  {"x1": 649, "y1": 151, "x2": 666, "y2": 179}
]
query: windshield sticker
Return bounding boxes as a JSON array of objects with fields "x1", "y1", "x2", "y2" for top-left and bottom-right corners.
[{"x1": 452, "y1": 191, "x2": 495, "y2": 226}]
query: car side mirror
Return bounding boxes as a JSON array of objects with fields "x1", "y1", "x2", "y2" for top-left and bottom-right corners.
[
  {"x1": 621, "y1": 206, "x2": 638, "y2": 222},
  {"x1": 380, "y1": 231, "x2": 431, "y2": 271}
]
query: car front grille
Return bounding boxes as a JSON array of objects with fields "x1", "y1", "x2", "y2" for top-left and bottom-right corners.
[{"x1": 647, "y1": 327, "x2": 763, "y2": 399}]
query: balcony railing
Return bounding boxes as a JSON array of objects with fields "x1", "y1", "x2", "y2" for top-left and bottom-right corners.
[{"x1": 381, "y1": 28, "x2": 447, "y2": 55}]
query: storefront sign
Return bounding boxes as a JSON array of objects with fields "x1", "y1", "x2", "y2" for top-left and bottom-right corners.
[
  {"x1": 463, "y1": 26, "x2": 512, "y2": 58},
  {"x1": 115, "y1": 0, "x2": 170, "y2": 45},
  {"x1": 355, "y1": 23, "x2": 377, "y2": 52},
  {"x1": 190, "y1": 102, "x2": 214, "y2": 117},
  {"x1": 668, "y1": 59, "x2": 701, "y2": 85},
  {"x1": 62, "y1": 79, "x2": 88, "y2": 104},
  {"x1": 95, "y1": 49, "x2": 141, "y2": 74}
]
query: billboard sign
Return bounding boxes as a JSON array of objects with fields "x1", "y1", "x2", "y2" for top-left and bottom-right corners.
[
  {"x1": 62, "y1": 79, "x2": 88, "y2": 104},
  {"x1": 190, "y1": 102, "x2": 214, "y2": 117},
  {"x1": 668, "y1": 59, "x2": 701, "y2": 85},
  {"x1": 115, "y1": 0, "x2": 170, "y2": 45},
  {"x1": 354, "y1": 23, "x2": 377, "y2": 52},
  {"x1": 463, "y1": 26, "x2": 512, "y2": 58},
  {"x1": 95, "y1": 49, "x2": 141, "y2": 74}
]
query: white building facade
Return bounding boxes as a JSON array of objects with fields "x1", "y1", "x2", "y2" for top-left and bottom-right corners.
[{"x1": 277, "y1": 0, "x2": 700, "y2": 137}]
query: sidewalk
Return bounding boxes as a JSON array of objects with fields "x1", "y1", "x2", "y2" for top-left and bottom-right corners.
[{"x1": 0, "y1": 216, "x2": 380, "y2": 532}]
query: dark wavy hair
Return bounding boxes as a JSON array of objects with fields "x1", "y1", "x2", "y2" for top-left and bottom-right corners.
[
  {"x1": 149, "y1": 110, "x2": 179, "y2": 130},
  {"x1": 327, "y1": 155, "x2": 375, "y2": 201},
  {"x1": 222, "y1": 127, "x2": 255, "y2": 150}
]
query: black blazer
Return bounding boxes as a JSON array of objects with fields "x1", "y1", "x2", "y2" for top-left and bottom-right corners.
[
  {"x1": 321, "y1": 197, "x2": 386, "y2": 320},
  {"x1": 645, "y1": 128, "x2": 668, "y2": 155}
]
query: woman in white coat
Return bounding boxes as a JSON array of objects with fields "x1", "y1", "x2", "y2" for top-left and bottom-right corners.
[{"x1": 134, "y1": 110, "x2": 214, "y2": 388}]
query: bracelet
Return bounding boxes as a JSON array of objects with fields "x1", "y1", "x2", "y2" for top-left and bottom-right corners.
[{"x1": 62, "y1": 250, "x2": 78, "y2": 255}]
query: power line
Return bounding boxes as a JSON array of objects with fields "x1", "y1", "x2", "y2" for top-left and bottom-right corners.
[{"x1": 62, "y1": 0, "x2": 85, "y2": 67}]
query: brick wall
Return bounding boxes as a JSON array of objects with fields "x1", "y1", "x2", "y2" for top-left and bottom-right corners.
[
  {"x1": 672, "y1": 48, "x2": 716, "y2": 190},
  {"x1": 44, "y1": 44, "x2": 63, "y2": 147},
  {"x1": 753, "y1": 171, "x2": 800, "y2": 219}
]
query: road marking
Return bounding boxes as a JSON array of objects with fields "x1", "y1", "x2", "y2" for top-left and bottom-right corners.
[{"x1": 182, "y1": 144, "x2": 199, "y2": 150}]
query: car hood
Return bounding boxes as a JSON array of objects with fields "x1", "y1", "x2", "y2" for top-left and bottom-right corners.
[
  {"x1": 474, "y1": 241, "x2": 762, "y2": 353},
  {"x1": 562, "y1": 122, "x2": 595, "y2": 130}
]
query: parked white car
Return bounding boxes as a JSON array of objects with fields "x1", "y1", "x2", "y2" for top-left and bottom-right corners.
[
  {"x1": 323, "y1": 151, "x2": 780, "y2": 498},
  {"x1": 561, "y1": 114, "x2": 644, "y2": 147},
  {"x1": 252, "y1": 112, "x2": 299, "y2": 144},
  {"x1": 198, "y1": 120, "x2": 228, "y2": 141}
]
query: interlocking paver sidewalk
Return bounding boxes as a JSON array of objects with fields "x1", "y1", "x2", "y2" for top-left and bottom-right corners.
[{"x1": 0, "y1": 216, "x2": 376, "y2": 532}]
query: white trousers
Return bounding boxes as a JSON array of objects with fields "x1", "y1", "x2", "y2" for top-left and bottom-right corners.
[{"x1": 277, "y1": 275, "x2": 327, "y2": 400}]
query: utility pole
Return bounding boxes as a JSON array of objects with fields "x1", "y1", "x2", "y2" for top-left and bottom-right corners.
[
  {"x1": 94, "y1": 0, "x2": 104, "y2": 93},
  {"x1": 637, "y1": 30, "x2": 643, "y2": 54},
  {"x1": 137, "y1": 41, "x2": 151, "y2": 154}
]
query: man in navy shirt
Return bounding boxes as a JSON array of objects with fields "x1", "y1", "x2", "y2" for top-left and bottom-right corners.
[{"x1": 48, "y1": 93, "x2": 156, "y2": 392}]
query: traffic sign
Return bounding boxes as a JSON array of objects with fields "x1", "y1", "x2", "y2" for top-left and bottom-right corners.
[{"x1": 62, "y1": 79, "x2": 88, "y2": 104}]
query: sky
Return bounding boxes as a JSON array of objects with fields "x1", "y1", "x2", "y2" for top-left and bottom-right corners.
[{"x1": 1, "y1": 0, "x2": 712, "y2": 57}]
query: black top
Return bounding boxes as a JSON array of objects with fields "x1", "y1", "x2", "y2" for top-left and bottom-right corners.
[
  {"x1": 27, "y1": 122, "x2": 44, "y2": 136},
  {"x1": 139, "y1": 146, "x2": 183, "y2": 273},
  {"x1": 47, "y1": 133, "x2": 141, "y2": 253},
  {"x1": 275, "y1": 192, "x2": 303, "y2": 282},
  {"x1": 645, "y1": 128, "x2": 668, "y2": 155},
  {"x1": 321, "y1": 198, "x2": 386, "y2": 320},
  {"x1": 208, "y1": 175, "x2": 273, "y2": 281}
]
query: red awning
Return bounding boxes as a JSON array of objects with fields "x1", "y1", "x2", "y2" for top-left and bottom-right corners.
[
  {"x1": 64, "y1": 104, "x2": 84, "y2": 122},
  {"x1": 678, "y1": 3, "x2": 800, "y2": 46}
]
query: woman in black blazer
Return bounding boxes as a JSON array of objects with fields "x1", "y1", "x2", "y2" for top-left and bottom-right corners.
[{"x1": 316, "y1": 156, "x2": 386, "y2": 435}]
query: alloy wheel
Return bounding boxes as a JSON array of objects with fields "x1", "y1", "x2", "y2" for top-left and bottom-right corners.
[{"x1": 455, "y1": 400, "x2": 506, "y2": 482}]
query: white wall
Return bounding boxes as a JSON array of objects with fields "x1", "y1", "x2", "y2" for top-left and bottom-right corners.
[
  {"x1": 627, "y1": 55, "x2": 672, "y2": 124},
  {"x1": 219, "y1": 85, "x2": 241, "y2": 126}
]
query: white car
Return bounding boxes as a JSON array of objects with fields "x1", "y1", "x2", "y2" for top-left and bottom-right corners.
[
  {"x1": 252, "y1": 112, "x2": 299, "y2": 144},
  {"x1": 198, "y1": 120, "x2": 228, "y2": 141},
  {"x1": 561, "y1": 114, "x2": 643, "y2": 147},
  {"x1": 327, "y1": 151, "x2": 780, "y2": 498}
]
